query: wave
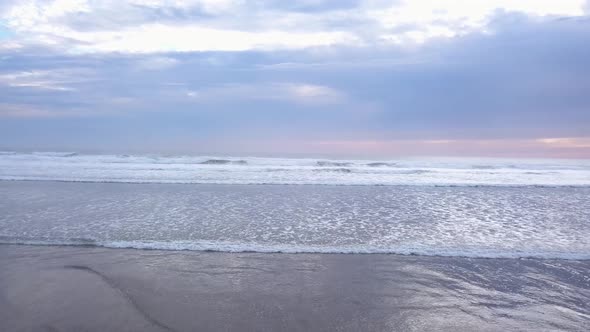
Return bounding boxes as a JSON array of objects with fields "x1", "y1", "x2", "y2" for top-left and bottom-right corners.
[
  {"x1": 2, "y1": 178, "x2": 590, "y2": 188},
  {"x1": 471, "y1": 165, "x2": 498, "y2": 170},
  {"x1": 316, "y1": 161, "x2": 352, "y2": 167},
  {"x1": 393, "y1": 169, "x2": 431, "y2": 175},
  {"x1": 313, "y1": 168, "x2": 352, "y2": 173},
  {"x1": 31, "y1": 151, "x2": 79, "y2": 157},
  {"x1": 199, "y1": 159, "x2": 248, "y2": 165},
  {"x1": 366, "y1": 162, "x2": 397, "y2": 167},
  {"x1": 1, "y1": 237, "x2": 587, "y2": 260},
  {"x1": 2, "y1": 152, "x2": 589, "y2": 186}
]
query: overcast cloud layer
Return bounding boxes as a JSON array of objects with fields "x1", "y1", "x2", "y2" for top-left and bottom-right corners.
[{"x1": 1, "y1": 0, "x2": 589, "y2": 157}]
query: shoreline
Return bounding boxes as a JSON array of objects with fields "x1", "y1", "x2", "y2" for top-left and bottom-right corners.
[
  {"x1": 2, "y1": 244, "x2": 589, "y2": 331},
  {"x1": 2, "y1": 178, "x2": 590, "y2": 188},
  {"x1": 2, "y1": 243, "x2": 590, "y2": 261}
]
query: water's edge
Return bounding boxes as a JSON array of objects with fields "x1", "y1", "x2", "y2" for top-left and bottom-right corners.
[{"x1": 2, "y1": 240, "x2": 588, "y2": 260}]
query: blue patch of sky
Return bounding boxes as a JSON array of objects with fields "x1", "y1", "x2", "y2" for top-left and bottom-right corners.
[{"x1": 0, "y1": 21, "x2": 14, "y2": 40}]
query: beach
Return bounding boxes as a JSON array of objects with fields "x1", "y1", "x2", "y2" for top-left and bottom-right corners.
[
  {"x1": 3, "y1": 0, "x2": 590, "y2": 329},
  {"x1": 0, "y1": 0, "x2": 590, "y2": 326},
  {"x1": 1, "y1": 245, "x2": 589, "y2": 331},
  {"x1": 1, "y1": 177, "x2": 589, "y2": 331}
]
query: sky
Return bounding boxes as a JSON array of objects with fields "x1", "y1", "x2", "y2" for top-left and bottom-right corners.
[{"x1": 0, "y1": 0, "x2": 589, "y2": 158}]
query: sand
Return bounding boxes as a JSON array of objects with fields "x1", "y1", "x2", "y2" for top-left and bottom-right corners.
[{"x1": 1, "y1": 245, "x2": 589, "y2": 332}]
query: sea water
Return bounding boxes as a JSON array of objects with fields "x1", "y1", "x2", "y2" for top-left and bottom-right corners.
[{"x1": 1, "y1": 177, "x2": 589, "y2": 259}]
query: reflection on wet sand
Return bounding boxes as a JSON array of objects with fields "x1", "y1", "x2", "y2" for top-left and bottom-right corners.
[{"x1": 1, "y1": 245, "x2": 588, "y2": 331}]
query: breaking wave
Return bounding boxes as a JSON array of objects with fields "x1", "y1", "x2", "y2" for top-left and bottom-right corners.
[
  {"x1": 316, "y1": 161, "x2": 352, "y2": 167},
  {"x1": 199, "y1": 159, "x2": 248, "y2": 165},
  {"x1": 1, "y1": 237, "x2": 588, "y2": 260},
  {"x1": 1, "y1": 152, "x2": 589, "y2": 187},
  {"x1": 471, "y1": 165, "x2": 497, "y2": 170},
  {"x1": 366, "y1": 162, "x2": 397, "y2": 167},
  {"x1": 313, "y1": 168, "x2": 352, "y2": 173}
]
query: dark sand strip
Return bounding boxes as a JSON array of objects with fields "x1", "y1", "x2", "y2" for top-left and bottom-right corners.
[{"x1": 1, "y1": 245, "x2": 589, "y2": 332}]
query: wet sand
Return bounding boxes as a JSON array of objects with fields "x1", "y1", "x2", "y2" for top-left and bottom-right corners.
[{"x1": 1, "y1": 245, "x2": 589, "y2": 331}]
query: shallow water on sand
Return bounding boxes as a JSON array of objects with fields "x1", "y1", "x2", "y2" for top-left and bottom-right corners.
[{"x1": 1, "y1": 181, "x2": 589, "y2": 259}]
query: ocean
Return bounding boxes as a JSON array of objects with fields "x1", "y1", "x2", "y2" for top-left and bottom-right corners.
[
  {"x1": 1, "y1": 152, "x2": 589, "y2": 259},
  {"x1": 1, "y1": 151, "x2": 590, "y2": 186},
  {"x1": 2, "y1": 152, "x2": 590, "y2": 331}
]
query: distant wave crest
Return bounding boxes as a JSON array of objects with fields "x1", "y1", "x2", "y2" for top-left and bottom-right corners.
[
  {"x1": 366, "y1": 162, "x2": 397, "y2": 167},
  {"x1": 313, "y1": 168, "x2": 352, "y2": 173},
  {"x1": 471, "y1": 165, "x2": 497, "y2": 170},
  {"x1": 199, "y1": 159, "x2": 248, "y2": 165},
  {"x1": 1, "y1": 152, "x2": 589, "y2": 186},
  {"x1": 31, "y1": 151, "x2": 79, "y2": 157},
  {"x1": 316, "y1": 161, "x2": 352, "y2": 167}
]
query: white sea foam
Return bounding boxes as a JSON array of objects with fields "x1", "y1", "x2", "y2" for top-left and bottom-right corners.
[
  {"x1": 1, "y1": 152, "x2": 589, "y2": 186},
  {"x1": 1, "y1": 237, "x2": 589, "y2": 260}
]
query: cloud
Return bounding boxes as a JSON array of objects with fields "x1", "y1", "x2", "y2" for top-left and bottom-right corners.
[
  {"x1": 136, "y1": 56, "x2": 179, "y2": 70},
  {"x1": 0, "y1": 69, "x2": 92, "y2": 91},
  {"x1": 537, "y1": 137, "x2": 590, "y2": 149},
  {"x1": 303, "y1": 137, "x2": 590, "y2": 158},
  {"x1": 71, "y1": 25, "x2": 360, "y2": 53},
  {"x1": 1, "y1": 0, "x2": 587, "y2": 53},
  {"x1": 0, "y1": 1, "x2": 589, "y2": 156},
  {"x1": 256, "y1": 0, "x2": 362, "y2": 13},
  {"x1": 0, "y1": 102, "x2": 82, "y2": 117},
  {"x1": 186, "y1": 83, "x2": 345, "y2": 105}
]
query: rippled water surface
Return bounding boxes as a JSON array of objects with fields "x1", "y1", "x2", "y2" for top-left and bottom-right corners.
[{"x1": 1, "y1": 181, "x2": 589, "y2": 259}]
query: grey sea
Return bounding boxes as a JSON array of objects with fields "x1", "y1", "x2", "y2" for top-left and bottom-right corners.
[{"x1": 1, "y1": 180, "x2": 589, "y2": 331}]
